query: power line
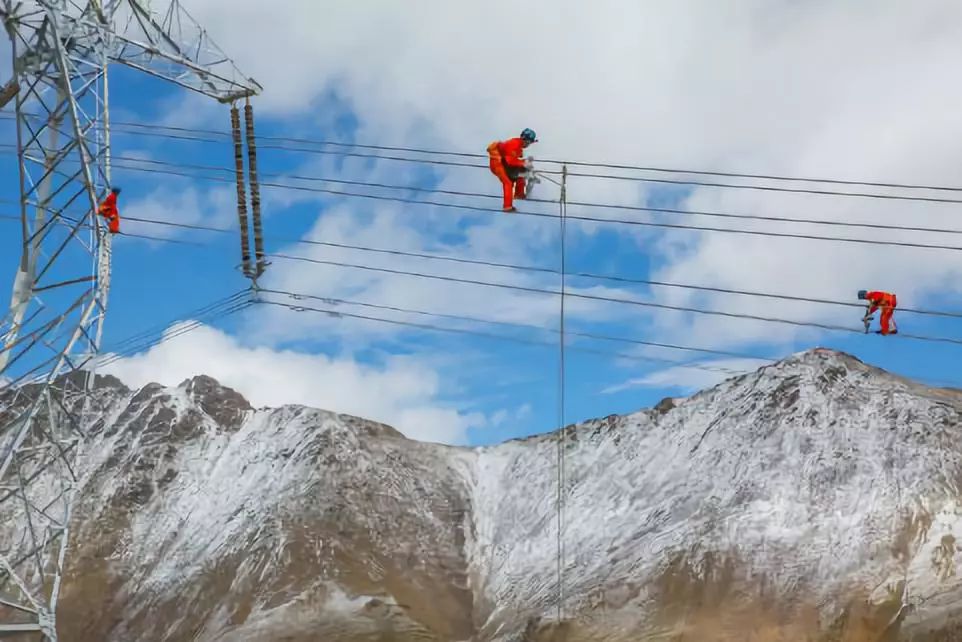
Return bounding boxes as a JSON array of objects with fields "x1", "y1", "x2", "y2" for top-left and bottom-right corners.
[
  {"x1": 14, "y1": 114, "x2": 962, "y2": 195},
  {"x1": 3, "y1": 292, "x2": 252, "y2": 389},
  {"x1": 561, "y1": 198, "x2": 962, "y2": 237},
  {"x1": 9, "y1": 148, "x2": 962, "y2": 254},
  {"x1": 6, "y1": 191, "x2": 962, "y2": 322},
  {"x1": 560, "y1": 169, "x2": 962, "y2": 205},
  {"x1": 94, "y1": 297, "x2": 252, "y2": 370},
  {"x1": 256, "y1": 291, "x2": 962, "y2": 391},
  {"x1": 97, "y1": 151, "x2": 962, "y2": 237},
  {"x1": 91, "y1": 126, "x2": 962, "y2": 204},
  {"x1": 258, "y1": 289, "x2": 767, "y2": 370},
  {"x1": 23, "y1": 197, "x2": 949, "y2": 358},
  {"x1": 98, "y1": 131, "x2": 962, "y2": 204},
  {"x1": 6, "y1": 228, "x2": 956, "y2": 386},
  {"x1": 2, "y1": 239, "x2": 952, "y2": 391},
  {"x1": 255, "y1": 297, "x2": 754, "y2": 377},
  {"x1": 0, "y1": 208, "x2": 234, "y2": 237},
  {"x1": 0, "y1": 212, "x2": 209, "y2": 246},
  {"x1": 100, "y1": 289, "x2": 249, "y2": 356},
  {"x1": 10, "y1": 112, "x2": 962, "y2": 200},
  {"x1": 5, "y1": 183, "x2": 962, "y2": 325},
  {"x1": 16, "y1": 203, "x2": 960, "y2": 328},
  {"x1": 46, "y1": 157, "x2": 962, "y2": 255},
  {"x1": 3, "y1": 297, "x2": 247, "y2": 402},
  {"x1": 94, "y1": 307, "x2": 249, "y2": 370},
  {"x1": 266, "y1": 237, "x2": 962, "y2": 320},
  {"x1": 265, "y1": 251, "x2": 962, "y2": 347},
  {"x1": 13, "y1": 195, "x2": 962, "y2": 343},
  {"x1": 103, "y1": 160, "x2": 962, "y2": 254},
  {"x1": 5, "y1": 281, "x2": 766, "y2": 389},
  {"x1": 542, "y1": 160, "x2": 962, "y2": 195}
]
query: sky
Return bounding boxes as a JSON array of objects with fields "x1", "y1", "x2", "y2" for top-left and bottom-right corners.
[{"x1": 3, "y1": 0, "x2": 962, "y2": 446}]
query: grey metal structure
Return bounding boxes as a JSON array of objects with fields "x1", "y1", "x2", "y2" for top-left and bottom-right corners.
[{"x1": 0, "y1": 1, "x2": 259, "y2": 638}]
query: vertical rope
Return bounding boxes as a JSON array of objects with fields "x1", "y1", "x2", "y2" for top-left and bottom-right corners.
[
  {"x1": 556, "y1": 164, "x2": 568, "y2": 623},
  {"x1": 244, "y1": 98, "x2": 265, "y2": 278},
  {"x1": 230, "y1": 103, "x2": 252, "y2": 278}
]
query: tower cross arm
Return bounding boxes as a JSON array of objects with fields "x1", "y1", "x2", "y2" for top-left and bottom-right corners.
[{"x1": 100, "y1": 0, "x2": 261, "y2": 102}]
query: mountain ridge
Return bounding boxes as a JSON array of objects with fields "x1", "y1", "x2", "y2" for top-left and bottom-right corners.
[{"x1": 4, "y1": 347, "x2": 962, "y2": 640}]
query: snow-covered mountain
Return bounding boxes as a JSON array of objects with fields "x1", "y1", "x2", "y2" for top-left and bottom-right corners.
[{"x1": 3, "y1": 347, "x2": 962, "y2": 641}]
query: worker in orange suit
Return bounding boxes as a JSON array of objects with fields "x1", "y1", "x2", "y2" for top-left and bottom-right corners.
[
  {"x1": 487, "y1": 128, "x2": 536, "y2": 212},
  {"x1": 97, "y1": 186, "x2": 121, "y2": 234},
  {"x1": 858, "y1": 289, "x2": 898, "y2": 335}
]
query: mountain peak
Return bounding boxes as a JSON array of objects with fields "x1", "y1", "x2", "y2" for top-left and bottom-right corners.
[
  {"x1": 765, "y1": 346, "x2": 867, "y2": 373},
  {"x1": 177, "y1": 374, "x2": 249, "y2": 404},
  {"x1": 174, "y1": 374, "x2": 252, "y2": 430},
  {"x1": 771, "y1": 347, "x2": 962, "y2": 397}
]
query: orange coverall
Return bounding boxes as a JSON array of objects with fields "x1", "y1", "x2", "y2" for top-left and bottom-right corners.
[
  {"x1": 487, "y1": 137, "x2": 527, "y2": 211},
  {"x1": 97, "y1": 192, "x2": 120, "y2": 233},
  {"x1": 865, "y1": 290, "x2": 897, "y2": 334}
]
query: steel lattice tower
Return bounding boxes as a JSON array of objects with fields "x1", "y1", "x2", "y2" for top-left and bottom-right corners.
[{"x1": 0, "y1": 1, "x2": 260, "y2": 638}]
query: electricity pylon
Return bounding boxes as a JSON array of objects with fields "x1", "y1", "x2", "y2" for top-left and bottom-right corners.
[{"x1": 0, "y1": 1, "x2": 260, "y2": 638}]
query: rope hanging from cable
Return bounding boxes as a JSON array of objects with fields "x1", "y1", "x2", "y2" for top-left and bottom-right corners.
[{"x1": 556, "y1": 164, "x2": 568, "y2": 623}]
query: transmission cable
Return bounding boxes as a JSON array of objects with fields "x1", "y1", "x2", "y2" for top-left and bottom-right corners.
[
  {"x1": 256, "y1": 298, "x2": 752, "y2": 377},
  {"x1": 11, "y1": 112, "x2": 962, "y2": 193},
  {"x1": 11, "y1": 145, "x2": 948, "y2": 239},
  {"x1": 4, "y1": 292, "x2": 252, "y2": 388},
  {"x1": 97, "y1": 128, "x2": 962, "y2": 204},
  {"x1": 4, "y1": 201, "x2": 962, "y2": 321},
  {"x1": 94, "y1": 152, "x2": 962, "y2": 237},
  {"x1": 259, "y1": 289, "x2": 765, "y2": 373},
  {"x1": 10, "y1": 149, "x2": 962, "y2": 253},
  {"x1": 94, "y1": 295, "x2": 252, "y2": 370},
  {"x1": 263, "y1": 237, "x2": 962, "y2": 320},
  {"x1": 256, "y1": 293, "x2": 962, "y2": 390},
  {"x1": 265, "y1": 252, "x2": 962, "y2": 347},
  {"x1": 0, "y1": 212, "x2": 208, "y2": 246},
  {"x1": 100, "y1": 289, "x2": 249, "y2": 356},
  {"x1": 98, "y1": 159, "x2": 962, "y2": 254},
  {"x1": 9, "y1": 112, "x2": 962, "y2": 200},
  {"x1": 94, "y1": 134, "x2": 962, "y2": 203}
]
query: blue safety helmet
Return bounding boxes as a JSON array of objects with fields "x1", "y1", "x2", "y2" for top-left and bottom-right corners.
[
  {"x1": 520, "y1": 128, "x2": 537, "y2": 143},
  {"x1": 857, "y1": 289, "x2": 867, "y2": 300},
  {"x1": 111, "y1": 186, "x2": 121, "y2": 195}
]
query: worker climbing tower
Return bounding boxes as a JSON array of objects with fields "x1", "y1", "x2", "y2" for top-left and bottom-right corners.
[{"x1": 0, "y1": 1, "x2": 260, "y2": 639}]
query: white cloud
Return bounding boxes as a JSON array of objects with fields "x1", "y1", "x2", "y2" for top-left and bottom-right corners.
[
  {"x1": 176, "y1": 1, "x2": 961, "y2": 175},
  {"x1": 603, "y1": 358, "x2": 770, "y2": 394},
  {"x1": 490, "y1": 403, "x2": 532, "y2": 429},
  {"x1": 98, "y1": 321, "x2": 484, "y2": 444},
  {"x1": 119, "y1": 183, "x2": 237, "y2": 241}
]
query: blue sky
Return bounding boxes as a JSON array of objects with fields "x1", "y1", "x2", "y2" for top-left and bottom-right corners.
[{"x1": 3, "y1": 1, "x2": 962, "y2": 446}]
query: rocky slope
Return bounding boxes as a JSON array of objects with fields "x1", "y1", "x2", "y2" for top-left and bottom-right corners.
[{"x1": 3, "y1": 347, "x2": 962, "y2": 641}]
